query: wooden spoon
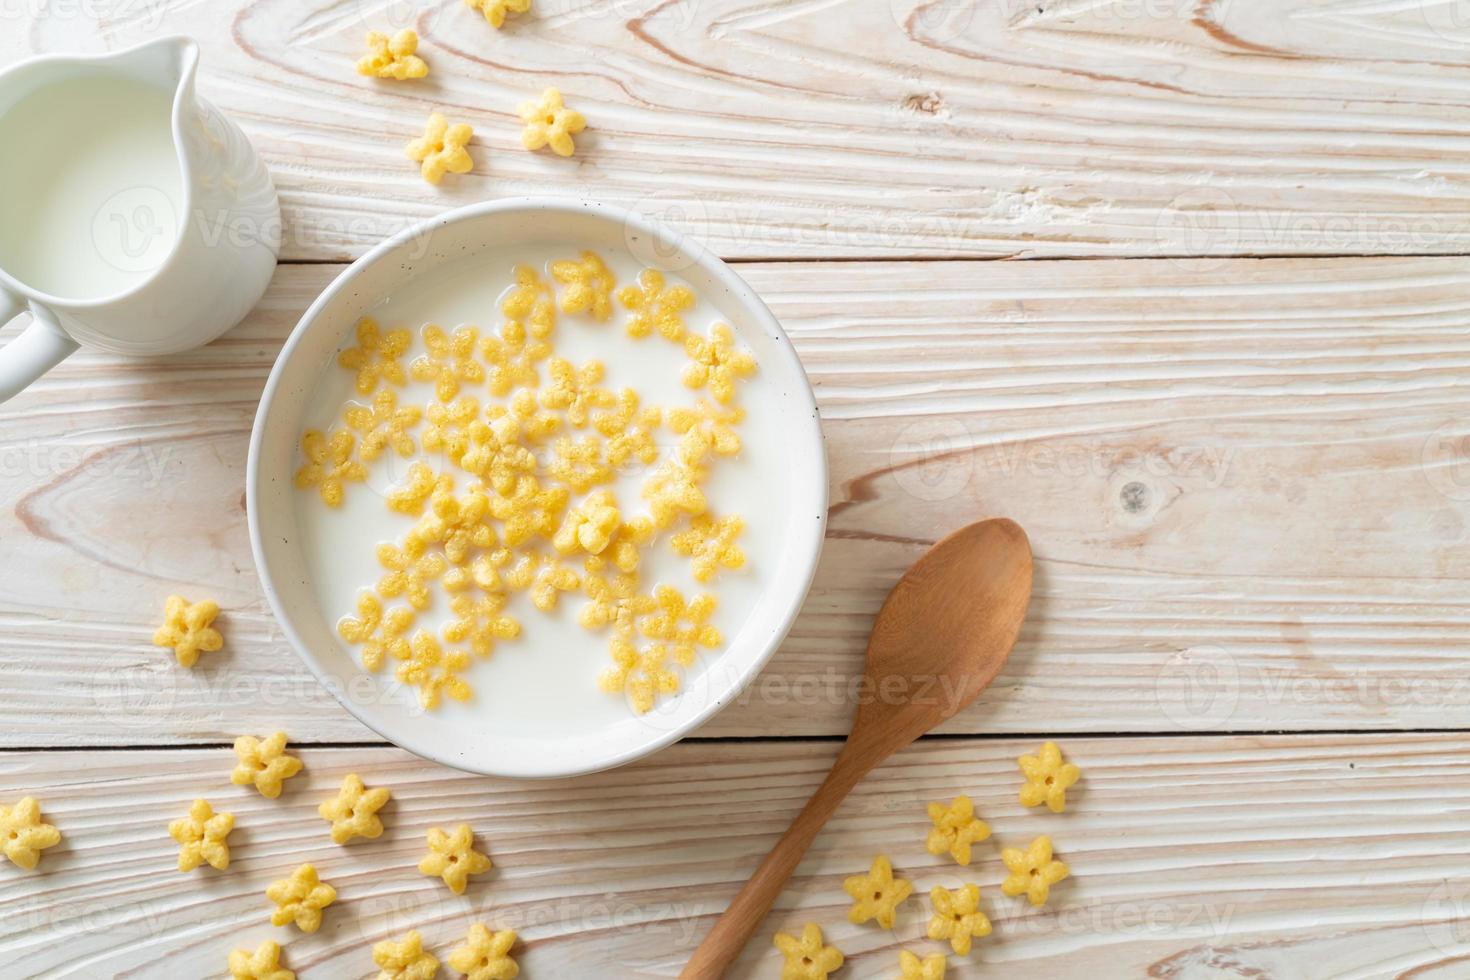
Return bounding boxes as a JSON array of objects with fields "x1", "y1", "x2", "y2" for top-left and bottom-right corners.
[{"x1": 679, "y1": 517, "x2": 1033, "y2": 979}]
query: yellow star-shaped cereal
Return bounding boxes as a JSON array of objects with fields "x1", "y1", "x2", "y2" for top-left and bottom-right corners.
[
  {"x1": 581, "y1": 514, "x2": 654, "y2": 575},
  {"x1": 641, "y1": 459, "x2": 707, "y2": 528},
  {"x1": 412, "y1": 324, "x2": 485, "y2": 402},
  {"x1": 153, "y1": 594, "x2": 224, "y2": 668},
  {"x1": 639, "y1": 584, "x2": 721, "y2": 666},
  {"x1": 594, "y1": 388, "x2": 663, "y2": 467},
  {"x1": 339, "y1": 317, "x2": 410, "y2": 395},
  {"x1": 466, "y1": 0, "x2": 530, "y2": 29},
  {"x1": 671, "y1": 512, "x2": 746, "y2": 583},
  {"x1": 667, "y1": 400, "x2": 743, "y2": 466},
  {"x1": 0, "y1": 797, "x2": 60, "y2": 870},
  {"x1": 421, "y1": 396, "x2": 482, "y2": 466},
  {"x1": 229, "y1": 940, "x2": 295, "y2": 980},
  {"x1": 500, "y1": 264, "x2": 556, "y2": 349},
  {"x1": 373, "y1": 930, "x2": 439, "y2": 980},
  {"x1": 267, "y1": 863, "x2": 338, "y2": 933},
  {"x1": 444, "y1": 591, "x2": 520, "y2": 658},
  {"x1": 772, "y1": 922, "x2": 843, "y2": 980},
  {"x1": 447, "y1": 924, "x2": 518, "y2": 980},
  {"x1": 230, "y1": 731, "x2": 303, "y2": 799},
  {"x1": 578, "y1": 572, "x2": 656, "y2": 633},
  {"x1": 927, "y1": 884, "x2": 991, "y2": 955},
  {"x1": 413, "y1": 485, "x2": 498, "y2": 564},
  {"x1": 548, "y1": 252, "x2": 613, "y2": 320},
  {"x1": 356, "y1": 29, "x2": 428, "y2": 79},
  {"x1": 398, "y1": 629, "x2": 473, "y2": 708},
  {"x1": 377, "y1": 536, "x2": 448, "y2": 611},
  {"x1": 925, "y1": 795, "x2": 990, "y2": 866},
  {"x1": 345, "y1": 388, "x2": 422, "y2": 462},
  {"x1": 461, "y1": 422, "x2": 537, "y2": 497},
  {"x1": 387, "y1": 462, "x2": 446, "y2": 516},
  {"x1": 419, "y1": 823, "x2": 493, "y2": 895},
  {"x1": 1000, "y1": 835, "x2": 1070, "y2": 908},
  {"x1": 491, "y1": 476, "x2": 569, "y2": 547},
  {"x1": 518, "y1": 87, "x2": 587, "y2": 158},
  {"x1": 1018, "y1": 740, "x2": 1081, "y2": 814},
  {"x1": 599, "y1": 636, "x2": 678, "y2": 714},
  {"x1": 898, "y1": 950, "x2": 946, "y2": 980},
  {"x1": 338, "y1": 592, "x2": 416, "y2": 671},
  {"x1": 530, "y1": 560, "x2": 581, "y2": 613},
  {"x1": 617, "y1": 268, "x2": 695, "y2": 342},
  {"x1": 490, "y1": 389, "x2": 561, "y2": 447},
  {"x1": 547, "y1": 435, "x2": 613, "y2": 493},
  {"x1": 295, "y1": 428, "x2": 368, "y2": 507},
  {"x1": 552, "y1": 489, "x2": 622, "y2": 556},
  {"x1": 541, "y1": 357, "x2": 615, "y2": 426},
  {"x1": 319, "y1": 773, "x2": 392, "y2": 844},
  {"x1": 168, "y1": 798, "x2": 234, "y2": 872},
  {"x1": 683, "y1": 322, "x2": 756, "y2": 404},
  {"x1": 406, "y1": 112, "x2": 474, "y2": 185},
  {"x1": 843, "y1": 854, "x2": 912, "y2": 928}
]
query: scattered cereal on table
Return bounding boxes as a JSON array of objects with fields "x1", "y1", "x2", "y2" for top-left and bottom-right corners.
[
  {"x1": 682, "y1": 322, "x2": 756, "y2": 404},
  {"x1": 772, "y1": 922, "x2": 843, "y2": 980},
  {"x1": 926, "y1": 884, "x2": 991, "y2": 955},
  {"x1": 168, "y1": 798, "x2": 234, "y2": 872},
  {"x1": 406, "y1": 112, "x2": 474, "y2": 185},
  {"x1": 295, "y1": 428, "x2": 368, "y2": 507},
  {"x1": 412, "y1": 324, "x2": 486, "y2": 402},
  {"x1": 228, "y1": 940, "x2": 295, "y2": 980},
  {"x1": 925, "y1": 795, "x2": 991, "y2": 867},
  {"x1": 345, "y1": 388, "x2": 422, "y2": 461},
  {"x1": 1018, "y1": 740, "x2": 1081, "y2": 814},
  {"x1": 0, "y1": 797, "x2": 60, "y2": 870},
  {"x1": 230, "y1": 731, "x2": 303, "y2": 799},
  {"x1": 639, "y1": 584, "x2": 720, "y2": 666},
  {"x1": 1000, "y1": 835, "x2": 1069, "y2": 907},
  {"x1": 419, "y1": 823, "x2": 493, "y2": 895},
  {"x1": 356, "y1": 29, "x2": 428, "y2": 79},
  {"x1": 338, "y1": 592, "x2": 416, "y2": 671},
  {"x1": 842, "y1": 854, "x2": 912, "y2": 929},
  {"x1": 373, "y1": 929, "x2": 440, "y2": 980},
  {"x1": 339, "y1": 317, "x2": 410, "y2": 395},
  {"x1": 617, "y1": 268, "x2": 695, "y2": 342},
  {"x1": 898, "y1": 950, "x2": 946, "y2": 980},
  {"x1": 549, "y1": 252, "x2": 613, "y2": 319},
  {"x1": 447, "y1": 924, "x2": 518, "y2": 980},
  {"x1": 319, "y1": 773, "x2": 392, "y2": 844},
  {"x1": 267, "y1": 863, "x2": 337, "y2": 933},
  {"x1": 398, "y1": 629, "x2": 473, "y2": 707},
  {"x1": 153, "y1": 594, "x2": 224, "y2": 668},
  {"x1": 466, "y1": 0, "x2": 529, "y2": 29},
  {"x1": 671, "y1": 512, "x2": 746, "y2": 582},
  {"x1": 518, "y1": 87, "x2": 586, "y2": 158}
]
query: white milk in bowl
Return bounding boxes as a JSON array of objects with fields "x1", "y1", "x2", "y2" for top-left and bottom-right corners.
[
  {"x1": 0, "y1": 73, "x2": 181, "y2": 300},
  {"x1": 292, "y1": 243, "x2": 783, "y2": 742}
]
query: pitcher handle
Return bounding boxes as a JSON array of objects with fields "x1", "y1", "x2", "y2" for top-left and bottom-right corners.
[{"x1": 0, "y1": 289, "x2": 78, "y2": 404}]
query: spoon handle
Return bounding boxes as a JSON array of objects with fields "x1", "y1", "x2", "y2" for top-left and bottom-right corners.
[{"x1": 679, "y1": 750, "x2": 872, "y2": 979}]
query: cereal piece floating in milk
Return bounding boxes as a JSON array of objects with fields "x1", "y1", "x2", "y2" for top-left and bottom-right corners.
[
  {"x1": 639, "y1": 584, "x2": 720, "y2": 666},
  {"x1": 667, "y1": 400, "x2": 744, "y2": 465},
  {"x1": 345, "y1": 388, "x2": 422, "y2": 461},
  {"x1": 547, "y1": 435, "x2": 612, "y2": 493},
  {"x1": 926, "y1": 884, "x2": 991, "y2": 955},
  {"x1": 492, "y1": 477, "x2": 569, "y2": 547},
  {"x1": 671, "y1": 512, "x2": 746, "y2": 583},
  {"x1": 228, "y1": 939, "x2": 295, "y2": 980},
  {"x1": 0, "y1": 797, "x2": 60, "y2": 870},
  {"x1": 466, "y1": 0, "x2": 530, "y2": 29},
  {"x1": 386, "y1": 462, "x2": 444, "y2": 515},
  {"x1": 490, "y1": 388, "x2": 561, "y2": 444},
  {"x1": 406, "y1": 112, "x2": 474, "y2": 185},
  {"x1": 153, "y1": 594, "x2": 224, "y2": 668},
  {"x1": 549, "y1": 251, "x2": 613, "y2": 320},
  {"x1": 447, "y1": 924, "x2": 518, "y2": 980},
  {"x1": 231, "y1": 731, "x2": 304, "y2": 799},
  {"x1": 444, "y1": 591, "x2": 520, "y2": 658},
  {"x1": 578, "y1": 572, "x2": 655, "y2": 633},
  {"x1": 519, "y1": 87, "x2": 587, "y2": 158},
  {"x1": 1000, "y1": 835, "x2": 1070, "y2": 908},
  {"x1": 925, "y1": 796, "x2": 991, "y2": 867},
  {"x1": 356, "y1": 29, "x2": 429, "y2": 80},
  {"x1": 582, "y1": 514, "x2": 654, "y2": 576},
  {"x1": 642, "y1": 459, "x2": 707, "y2": 529},
  {"x1": 398, "y1": 629, "x2": 473, "y2": 708},
  {"x1": 377, "y1": 537, "x2": 448, "y2": 611},
  {"x1": 541, "y1": 357, "x2": 615, "y2": 426},
  {"x1": 843, "y1": 854, "x2": 912, "y2": 929},
  {"x1": 295, "y1": 428, "x2": 368, "y2": 508},
  {"x1": 373, "y1": 930, "x2": 439, "y2": 980},
  {"x1": 501, "y1": 263, "x2": 557, "y2": 341},
  {"x1": 461, "y1": 421, "x2": 537, "y2": 496},
  {"x1": 683, "y1": 322, "x2": 756, "y2": 404},
  {"x1": 419, "y1": 823, "x2": 493, "y2": 895},
  {"x1": 618, "y1": 268, "x2": 696, "y2": 342},
  {"x1": 339, "y1": 592, "x2": 416, "y2": 670},
  {"x1": 595, "y1": 389, "x2": 662, "y2": 466},
  {"x1": 318, "y1": 773, "x2": 391, "y2": 844},
  {"x1": 600, "y1": 636, "x2": 678, "y2": 714},
  {"x1": 267, "y1": 863, "x2": 337, "y2": 933},
  {"x1": 414, "y1": 485, "x2": 498, "y2": 564},
  {"x1": 530, "y1": 560, "x2": 581, "y2": 612},
  {"x1": 168, "y1": 798, "x2": 234, "y2": 872},
  {"x1": 412, "y1": 324, "x2": 485, "y2": 402},
  {"x1": 772, "y1": 923, "x2": 844, "y2": 980},
  {"x1": 339, "y1": 317, "x2": 410, "y2": 395}
]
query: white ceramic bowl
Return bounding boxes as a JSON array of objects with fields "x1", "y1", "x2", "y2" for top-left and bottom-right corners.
[{"x1": 247, "y1": 198, "x2": 826, "y2": 778}]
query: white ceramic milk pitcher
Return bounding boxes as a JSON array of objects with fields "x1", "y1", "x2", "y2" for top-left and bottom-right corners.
[{"x1": 0, "y1": 36, "x2": 279, "y2": 403}]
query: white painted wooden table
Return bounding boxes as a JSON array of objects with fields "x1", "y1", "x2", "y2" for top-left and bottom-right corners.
[{"x1": 3, "y1": 2, "x2": 1470, "y2": 977}]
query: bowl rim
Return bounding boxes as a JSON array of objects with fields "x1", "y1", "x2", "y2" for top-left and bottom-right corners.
[{"x1": 246, "y1": 196, "x2": 827, "y2": 778}]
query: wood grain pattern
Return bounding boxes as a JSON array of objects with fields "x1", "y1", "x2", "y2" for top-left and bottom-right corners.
[
  {"x1": 3, "y1": 255, "x2": 1468, "y2": 746},
  {"x1": 1, "y1": 735, "x2": 1467, "y2": 978},
  {"x1": 8, "y1": 0, "x2": 1470, "y2": 259}
]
